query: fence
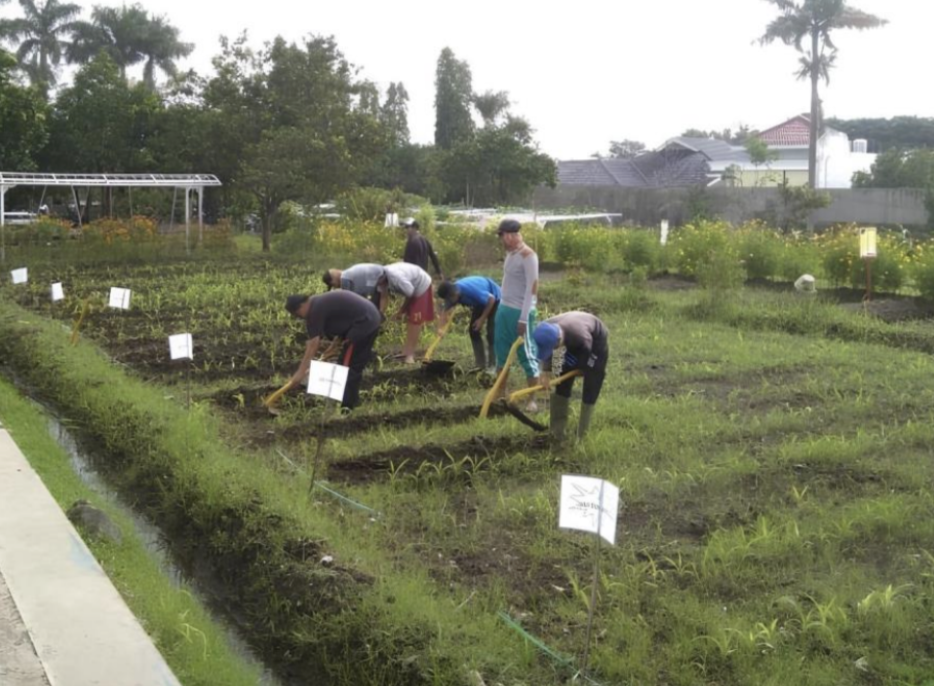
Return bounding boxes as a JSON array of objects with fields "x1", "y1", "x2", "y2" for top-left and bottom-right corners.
[{"x1": 532, "y1": 186, "x2": 929, "y2": 228}]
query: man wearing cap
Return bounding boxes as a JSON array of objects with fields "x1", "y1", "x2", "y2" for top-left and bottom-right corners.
[
  {"x1": 533, "y1": 312, "x2": 609, "y2": 440},
  {"x1": 436, "y1": 276, "x2": 501, "y2": 371},
  {"x1": 322, "y1": 263, "x2": 384, "y2": 304},
  {"x1": 402, "y1": 218, "x2": 443, "y2": 278},
  {"x1": 378, "y1": 262, "x2": 435, "y2": 364},
  {"x1": 493, "y1": 218, "x2": 540, "y2": 409},
  {"x1": 284, "y1": 290, "x2": 382, "y2": 410}
]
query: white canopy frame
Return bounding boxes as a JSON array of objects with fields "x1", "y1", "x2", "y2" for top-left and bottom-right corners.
[{"x1": 0, "y1": 172, "x2": 222, "y2": 262}]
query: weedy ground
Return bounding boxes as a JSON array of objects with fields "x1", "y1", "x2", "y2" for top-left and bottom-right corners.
[{"x1": 4, "y1": 246, "x2": 934, "y2": 685}]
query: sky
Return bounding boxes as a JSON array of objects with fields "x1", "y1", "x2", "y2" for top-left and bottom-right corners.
[{"x1": 2, "y1": 0, "x2": 930, "y2": 160}]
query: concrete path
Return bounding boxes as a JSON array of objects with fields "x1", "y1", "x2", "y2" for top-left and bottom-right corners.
[{"x1": 0, "y1": 425, "x2": 181, "y2": 686}]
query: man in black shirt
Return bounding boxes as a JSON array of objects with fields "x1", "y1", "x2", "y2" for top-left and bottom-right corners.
[
  {"x1": 402, "y1": 218, "x2": 443, "y2": 278},
  {"x1": 284, "y1": 290, "x2": 382, "y2": 410}
]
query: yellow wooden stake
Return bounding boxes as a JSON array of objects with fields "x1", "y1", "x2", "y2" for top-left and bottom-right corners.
[{"x1": 69, "y1": 298, "x2": 90, "y2": 346}]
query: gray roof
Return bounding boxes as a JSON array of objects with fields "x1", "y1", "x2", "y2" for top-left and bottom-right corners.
[{"x1": 558, "y1": 148, "x2": 712, "y2": 188}]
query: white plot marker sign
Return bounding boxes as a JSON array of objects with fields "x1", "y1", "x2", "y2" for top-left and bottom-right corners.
[
  {"x1": 11, "y1": 268, "x2": 27, "y2": 284},
  {"x1": 50, "y1": 282, "x2": 64, "y2": 301},
  {"x1": 108, "y1": 287, "x2": 132, "y2": 310},
  {"x1": 660, "y1": 219, "x2": 670, "y2": 246},
  {"x1": 307, "y1": 361, "x2": 348, "y2": 402},
  {"x1": 559, "y1": 475, "x2": 620, "y2": 545},
  {"x1": 860, "y1": 227, "x2": 877, "y2": 259},
  {"x1": 168, "y1": 333, "x2": 193, "y2": 361}
]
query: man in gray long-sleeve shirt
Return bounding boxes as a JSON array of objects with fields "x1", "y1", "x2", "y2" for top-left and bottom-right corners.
[
  {"x1": 492, "y1": 218, "x2": 541, "y2": 410},
  {"x1": 323, "y1": 263, "x2": 384, "y2": 304}
]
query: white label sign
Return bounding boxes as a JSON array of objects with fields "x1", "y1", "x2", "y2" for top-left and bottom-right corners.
[
  {"x1": 307, "y1": 360, "x2": 349, "y2": 402},
  {"x1": 859, "y1": 227, "x2": 877, "y2": 258},
  {"x1": 11, "y1": 268, "x2": 27, "y2": 284},
  {"x1": 51, "y1": 282, "x2": 64, "y2": 301},
  {"x1": 384, "y1": 212, "x2": 399, "y2": 228},
  {"x1": 660, "y1": 220, "x2": 670, "y2": 246},
  {"x1": 168, "y1": 333, "x2": 193, "y2": 361},
  {"x1": 108, "y1": 287, "x2": 132, "y2": 310},
  {"x1": 559, "y1": 475, "x2": 620, "y2": 545}
]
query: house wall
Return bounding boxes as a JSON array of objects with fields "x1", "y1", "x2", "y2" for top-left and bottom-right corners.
[
  {"x1": 532, "y1": 186, "x2": 930, "y2": 227},
  {"x1": 734, "y1": 169, "x2": 809, "y2": 188}
]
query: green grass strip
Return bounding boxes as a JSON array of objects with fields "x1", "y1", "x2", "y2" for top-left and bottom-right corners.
[{"x1": 0, "y1": 376, "x2": 263, "y2": 686}]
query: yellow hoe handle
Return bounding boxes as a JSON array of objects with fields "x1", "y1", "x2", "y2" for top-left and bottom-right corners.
[
  {"x1": 507, "y1": 370, "x2": 581, "y2": 403},
  {"x1": 480, "y1": 336, "x2": 523, "y2": 419},
  {"x1": 423, "y1": 309, "x2": 458, "y2": 363},
  {"x1": 263, "y1": 381, "x2": 293, "y2": 408}
]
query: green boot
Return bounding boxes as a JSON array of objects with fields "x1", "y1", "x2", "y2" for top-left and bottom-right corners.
[
  {"x1": 577, "y1": 403, "x2": 596, "y2": 441},
  {"x1": 550, "y1": 394, "x2": 570, "y2": 441}
]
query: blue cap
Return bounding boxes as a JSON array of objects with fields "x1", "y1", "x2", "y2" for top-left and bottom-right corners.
[{"x1": 533, "y1": 322, "x2": 561, "y2": 361}]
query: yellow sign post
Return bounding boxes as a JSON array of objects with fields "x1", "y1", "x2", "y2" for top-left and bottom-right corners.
[{"x1": 859, "y1": 227, "x2": 877, "y2": 301}]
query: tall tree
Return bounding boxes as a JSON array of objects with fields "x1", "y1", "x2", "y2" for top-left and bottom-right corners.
[
  {"x1": 434, "y1": 47, "x2": 473, "y2": 149},
  {"x1": 0, "y1": 48, "x2": 48, "y2": 169},
  {"x1": 380, "y1": 81, "x2": 409, "y2": 147},
  {"x1": 440, "y1": 115, "x2": 556, "y2": 206},
  {"x1": 44, "y1": 52, "x2": 159, "y2": 173},
  {"x1": 0, "y1": 0, "x2": 82, "y2": 94},
  {"x1": 760, "y1": 0, "x2": 887, "y2": 189},
  {"x1": 67, "y1": 4, "x2": 149, "y2": 80},
  {"x1": 473, "y1": 89, "x2": 509, "y2": 127},
  {"x1": 204, "y1": 34, "x2": 387, "y2": 251},
  {"x1": 137, "y1": 13, "x2": 192, "y2": 90}
]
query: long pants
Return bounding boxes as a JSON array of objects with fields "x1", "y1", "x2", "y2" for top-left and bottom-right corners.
[
  {"x1": 493, "y1": 304, "x2": 539, "y2": 378},
  {"x1": 468, "y1": 302, "x2": 497, "y2": 368},
  {"x1": 555, "y1": 339, "x2": 608, "y2": 405},
  {"x1": 340, "y1": 328, "x2": 379, "y2": 409}
]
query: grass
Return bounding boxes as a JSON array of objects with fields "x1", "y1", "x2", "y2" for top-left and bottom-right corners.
[
  {"x1": 5, "y1": 251, "x2": 934, "y2": 684},
  {"x1": 0, "y1": 375, "x2": 264, "y2": 686}
]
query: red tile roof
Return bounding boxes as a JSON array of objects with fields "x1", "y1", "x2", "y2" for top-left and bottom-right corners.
[{"x1": 758, "y1": 115, "x2": 811, "y2": 146}]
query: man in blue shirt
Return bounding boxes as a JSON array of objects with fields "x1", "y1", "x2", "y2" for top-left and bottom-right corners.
[{"x1": 436, "y1": 276, "x2": 501, "y2": 371}]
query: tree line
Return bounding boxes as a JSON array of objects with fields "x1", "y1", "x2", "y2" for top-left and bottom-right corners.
[{"x1": 0, "y1": 1, "x2": 555, "y2": 250}]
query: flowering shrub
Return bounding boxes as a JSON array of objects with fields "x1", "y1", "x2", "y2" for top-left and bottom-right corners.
[
  {"x1": 82, "y1": 216, "x2": 159, "y2": 244},
  {"x1": 668, "y1": 221, "x2": 736, "y2": 277},
  {"x1": 817, "y1": 225, "x2": 909, "y2": 291},
  {"x1": 736, "y1": 221, "x2": 784, "y2": 280}
]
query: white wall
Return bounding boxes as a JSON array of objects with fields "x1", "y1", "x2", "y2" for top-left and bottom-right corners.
[{"x1": 818, "y1": 129, "x2": 876, "y2": 189}]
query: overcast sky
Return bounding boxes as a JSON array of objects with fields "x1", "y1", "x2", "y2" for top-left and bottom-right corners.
[{"x1": 2, "y1": 0, "x2": 928, "y2": 159}]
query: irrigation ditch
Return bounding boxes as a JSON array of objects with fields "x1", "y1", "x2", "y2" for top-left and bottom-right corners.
[
  {"x1": 42, "y1": 406, "x2": 281, "y2": 686},
  {"x1": 0, "y1": 301, "x2": 535, "y2": 685}
]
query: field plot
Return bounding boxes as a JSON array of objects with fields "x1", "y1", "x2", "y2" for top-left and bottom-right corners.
[{"x1": 5, "y1": 255, "x2": 934, "y2": 685}]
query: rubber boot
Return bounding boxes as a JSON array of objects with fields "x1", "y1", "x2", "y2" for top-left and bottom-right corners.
[
  {"x1": 577, "y1": 403, "x2": 596, "y2": 441},
  {"x1": 470, "y1": 337, "x2": 487, "y2": 368},
  {"x1": 550, "y1": 394, "x2": 570, "y2": 441}
]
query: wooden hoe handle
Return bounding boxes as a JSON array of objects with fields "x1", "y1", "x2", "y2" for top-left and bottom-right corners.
[
  {"x1": 508, "y1": 370, "x2": 581, "y2": 403},
  {"x1": 263, "y1": 381, "x2": 292, "y2": 408},
  {"x1": 479, "y1": 336, "x2": 523, "y2": 419},
  {"x1": 423, "y1": 309, "x2": 458, "y2": 363}
]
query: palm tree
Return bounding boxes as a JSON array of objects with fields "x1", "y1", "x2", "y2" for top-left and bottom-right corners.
[
  {"x1": 0, "y1": 0, "x2": 83, "y2": 93},
  {"x1": 67, "y1": 4, "x2": 149, "y2": 80},
  {"x1": 760, "y1": 0, "x2": 887, "y2": 189},
  {"x1": 137, "y1": 14, "x2": 192, "y2": 90}
]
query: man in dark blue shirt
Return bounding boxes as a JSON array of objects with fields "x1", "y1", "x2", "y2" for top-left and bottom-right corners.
[{"x1": 436, "y1": 276, "x2": 501, "y2": 371}]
